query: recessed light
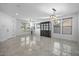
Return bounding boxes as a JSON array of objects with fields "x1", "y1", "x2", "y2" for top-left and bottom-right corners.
[{"x1": 16, "y1": 13, "x2": 19, "y2": 15}]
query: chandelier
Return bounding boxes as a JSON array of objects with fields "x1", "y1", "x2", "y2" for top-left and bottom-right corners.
[{"x1": 50, "y1": 8, "x2": 60, "y2": 24}]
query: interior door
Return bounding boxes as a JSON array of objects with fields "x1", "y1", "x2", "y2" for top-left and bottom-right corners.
[{"x1": 40, "y1": 21, "x2": 51, "y2": 37}]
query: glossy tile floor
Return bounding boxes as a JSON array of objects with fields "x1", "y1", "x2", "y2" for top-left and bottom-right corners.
[{"x1": 0, "y1": 33, "x2": 79, "y2": 56}]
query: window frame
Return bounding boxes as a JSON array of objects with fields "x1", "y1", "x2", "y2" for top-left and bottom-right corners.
[{"x1": 62, "y1": 17, "x2": 72, "y2": 35}]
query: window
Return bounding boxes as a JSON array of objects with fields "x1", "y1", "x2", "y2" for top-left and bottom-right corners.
[
  {"x1": 62, "y1": 17, "x2": 72, "y2": 34},
  {"x1": 53, "y1": 20, "x2": 61, "y2": 34},
  {"x1": 41, "y1": 24, "x2": 43, "y2": 30}
]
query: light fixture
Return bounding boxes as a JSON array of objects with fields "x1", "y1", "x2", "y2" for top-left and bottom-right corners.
[
  {"x1": 50, "y1": 8, "x2": 57, "y2": 20},
  {"x1": 50, "y1": 15, "x2": 58, "y2": 20},
  {"x1": 50, "y1": 8, "x2": 60, "y2": 24},
  {"x1": 16, "y1": 13, "x2": 19, "y2": 15}
]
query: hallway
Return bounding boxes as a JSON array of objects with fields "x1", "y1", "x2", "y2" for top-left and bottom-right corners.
[{"x1": 0, "y1": 33, "x2": 79, "y2": 56}]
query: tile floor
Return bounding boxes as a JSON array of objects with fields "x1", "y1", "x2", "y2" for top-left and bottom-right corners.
[{"x1": 0, "y1": 33, "x2": 79, "y2": 56}]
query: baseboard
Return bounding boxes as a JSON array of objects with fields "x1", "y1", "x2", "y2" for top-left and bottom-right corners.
[
  {"x1": 0, "y1": 32, "x2": 30, "y2": 42},
  {"x1": 52, "y1": 37, "x2": 78, "y2": 44}
]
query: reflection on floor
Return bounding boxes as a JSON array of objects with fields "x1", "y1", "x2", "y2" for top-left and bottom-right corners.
[{"x1": 0, "y1": 34, "x2": 79, "y2": 56}]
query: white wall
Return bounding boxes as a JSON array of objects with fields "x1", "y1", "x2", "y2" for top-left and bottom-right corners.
[
  {"x1": 16, "y1": 19, "x2": 23, "y2": 35},
  {"x1": 78, "y1": 13, "x2": 79, "y2": 44},
  {"x1": 16, "y1": 19, "x2": 30, "y2": 35},
  {"x1": 34, "y1": 23, "x2": 40, "y2": 36},
  {"x1": 52, "y1": 13, "x2": 78, "y2": 42},
  {"x1": 0, "y1": 12, "x2": 16, "y2": 41}
]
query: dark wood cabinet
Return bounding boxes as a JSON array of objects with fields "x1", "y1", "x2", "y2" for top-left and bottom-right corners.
[{"x1": 40, "y1": 21, "x2": 51, "y2": 37}]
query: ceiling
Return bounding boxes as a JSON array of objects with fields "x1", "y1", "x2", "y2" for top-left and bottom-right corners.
[{"x1": 0, "y1": 3, "x2": 79, "y2": 21}]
